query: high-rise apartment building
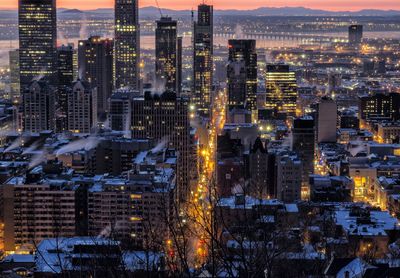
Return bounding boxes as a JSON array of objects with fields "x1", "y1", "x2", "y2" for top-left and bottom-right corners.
[
  {"x1": 227, "y1": 39, "x2": 257, "y2": 113},
  {"x1": 1, "y1": 171, "x2": 77, "y2": 252},
  {"x1": 193, "y1": 4, "x2": 213, "y2": 117},
  {"x1": 265, "y1": 64, "x2": 297, "y2": 117},
  {"x1": 115, "y1": 0, "x2": 140, "y2": 89},
  {"x1": 155, "y1": 17, "x2": 178, "y2": 92},
  {"x1": 67, "y1": 80, "x2": 97, "y2": 134},
  {"x1": 78, "y1": 36, "x2": 113, "y2": 117},
  {"x1": 18, "y1": 0, "x2": 57, "y2": 89},
  {"x1": 276, "y1": 154, "x2": 302, "y2": 202},
  {"x1": 22, "y1": 80, "x2": 55, "y2": 132}
]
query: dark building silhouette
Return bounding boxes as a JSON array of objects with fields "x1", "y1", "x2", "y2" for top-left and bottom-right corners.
[
  {"x1": 115, "y1": 0, "x2": 140, "y2": 89},
  {"x1": 248, "y1": 137, "x2": 269, "y2": 198},
  {"x1": 57, "y1": 45, "x2": 74, "y2": 115},
  {"x1": 19, "y1": 0, "x2": 57, "y2": 89},
  {"x1": 193, "y1": 4, "x2": 213, "y2": 117},
  {"x1": 78, "y1": 36, "x2": 113, "y2": 118},
  {"x1": 292, "y1": 116, "x2": 315, "y2": 189},
  {"x1": 348, "y1": 24, "x2": 363, "y2": 45},
  {"x1": 227, "y1": 39, "x2": 257, "y2": 113},
  {"x1": 359, "y1": 92, "x2": 400, "y2": 121}
]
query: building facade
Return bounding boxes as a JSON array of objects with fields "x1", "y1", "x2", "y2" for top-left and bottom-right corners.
[
  {"x1": 265, "y1": 64, "x2": 297, "y2": 117},
  {"x1": 155, "y1": 17, "x2": 178, "y2": 93},
  {"x1": 115, "y1": 0, "x2": 140, "y2": 89},
  {"x1": 227, "y1": 39, "x2": 257, "y2": 114},
  {"x1": 67, "y1": 80, "x2": 97, "y2": 134},
  {"x1": 348, "y1": 24, "x2": 363, "y2": 45},
  {"x1": 19, "y1": 0, "x2": 57, "y2": 89},
  {"x1": 78, "y1": 36, "x2": 113, "y2": 118},
  {"x1": 131, "y1": 92, "x2": 190, "y2": 201},
  {"x1": 193, "y1": 4, "x2": 213, "y2": 117},
  {"x1": 22, "y1": 80, "x2": 55, "y2": 132}
]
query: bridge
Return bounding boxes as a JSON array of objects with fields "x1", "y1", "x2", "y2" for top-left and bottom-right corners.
[{"x1": 214, "y1": 32, "x2": 348, "y2": 44}]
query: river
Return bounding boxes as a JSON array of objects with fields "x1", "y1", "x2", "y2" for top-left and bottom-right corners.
[{"x1": 0, "y1": 31, "x2": 398, "y2": 67}]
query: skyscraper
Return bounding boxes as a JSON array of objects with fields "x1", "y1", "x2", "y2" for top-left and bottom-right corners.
[
  {"x1": 67, "y1": 80, "x2": 97, "y2": 134},
  {"x1": 115, "y1": 0, "x2": 140, "y2": 89},
  {"x1": 348, "y1": 24, "x2": 363, "y2": 45},
  {"x1": 22, "y1": 80, "x2": 55, "y2": 132},
  {"x1": 18, "y1": 0, "x2": 57, "y2": 89},
  {"x1": 292, "y1": 116, "x2": 315, "y2": 192},
  {"x1": 131, "y1": 91, "x2": 190, "y2": 202},
  {"x1": 155, "y1": 17, "x2": 177, "y2": 92},
  {"x1": 265, "y1": 64, "x2": 297, "y2": 117},
  {"x1": 316, "y1": 97, "x2": 337, "y2": 143},
  {"x1": 193, "y1": 4, "x2": 213, "y2": 117},
  {"x1": 57, "y1": 45, "x2": 74, "y2": 114},
  {"x1": 177, "y1": 36, "x2": 183, "y2": 96},
  {"x1": 9, "y1": 50, "x2": 20, "y2": 100},
  {"x1": 78, "y1": 36, "x2": 113, "y2": 118},
  {"x1": 227, "y1": 39, "x2": 257, "y2": 113},
  {"x1": 57, "y1": 45, "x2": 74, "y2": 89}
]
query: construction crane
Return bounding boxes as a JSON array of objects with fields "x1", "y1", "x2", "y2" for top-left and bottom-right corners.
[{"x1": 155, "y1": 0, "x2": 163, "y2": 17}]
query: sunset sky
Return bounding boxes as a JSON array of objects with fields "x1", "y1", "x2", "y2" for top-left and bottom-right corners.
[{"x1": 2, "y1": 0, "x2": 400, "y2": 11}]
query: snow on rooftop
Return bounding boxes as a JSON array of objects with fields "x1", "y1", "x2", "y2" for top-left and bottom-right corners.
[
  {"x1": 285, "y1": 204, "x2": 299, "y2": 213},
  {"x1": 34, "y1": 237, "x2": 163, "y2": 273},
  {"x1": 217, "y1": 195, "x2": 283, "y2": 209},
  {"x1": 335, "y1": 209, "x2": 400, "y2": 236},
  {"x1": 2, "y1": 254, "x2": 35, "y2": 263}
]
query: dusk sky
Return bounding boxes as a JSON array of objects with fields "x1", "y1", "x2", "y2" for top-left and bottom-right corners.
[{"x1": 2, "y1": 0, "x2": 400, "y2": 11}]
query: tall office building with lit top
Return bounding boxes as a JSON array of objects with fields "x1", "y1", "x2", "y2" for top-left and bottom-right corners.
[
  {"x1": 193, "y1": 4, "x2": 213, "y2": 117},
  {"x1": 227, "y1": 39, "x2": 257, "y2": 113},
  {"x1": 155, "y1": 17, "x2": 178, "y2": 92},
  {"x1": 115, "y1": 0, "x2": 140, "y2": 89},
  {"x1": 265, "y1": 64, "x2": 297, "y2": 117},
  {"x1": 18, "y1": 0, "x2": 57, "y2": 89}
]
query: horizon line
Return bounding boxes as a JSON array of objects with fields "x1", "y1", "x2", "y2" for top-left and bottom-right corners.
[{"x1": 1, "y1": 5, "x2": 400, "y2": 12}]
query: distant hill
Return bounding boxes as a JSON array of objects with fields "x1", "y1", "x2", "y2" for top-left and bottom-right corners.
[
  {"x1": 1, "y1": 6, "x2": 400, "y2": 20},
  {"x1": 60, "y1": 8, "x2": 84, "y2": 14}
]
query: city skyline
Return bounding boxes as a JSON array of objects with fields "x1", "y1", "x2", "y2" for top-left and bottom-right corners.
[
  {"x1": 1, "y1": 0, "x2": 400, "y2": 276},
  {"x1": 2, "y1": 0, "x2": 400, "y2": 11}
]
